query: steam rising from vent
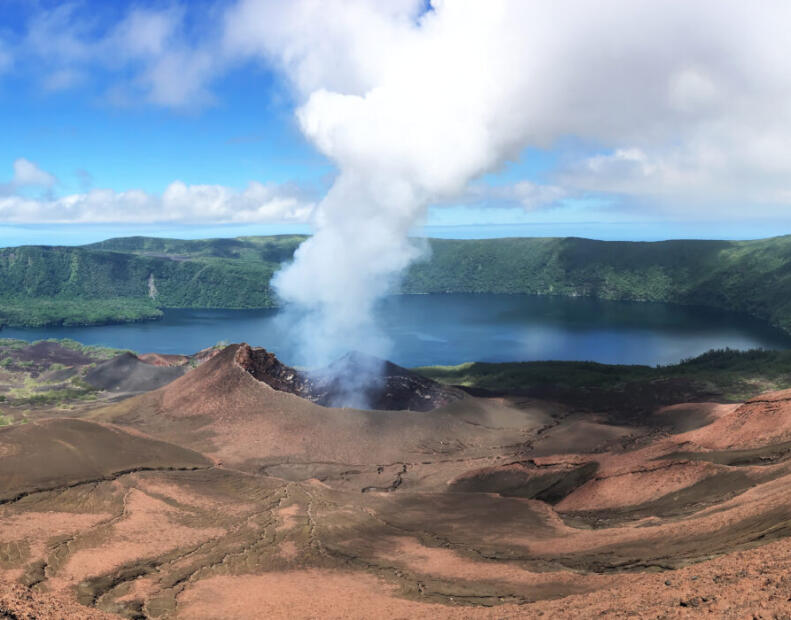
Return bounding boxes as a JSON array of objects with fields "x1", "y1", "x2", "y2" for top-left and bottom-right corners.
[
  {"x1": 252, "y1": 0, "x2": 791, "y2": 373},
  {"x1": 273, "y1": 172, "x2": 427, "y2": 366},
  {"x1": 272, "y1": 1, "x2": 541, "y2": 368}
]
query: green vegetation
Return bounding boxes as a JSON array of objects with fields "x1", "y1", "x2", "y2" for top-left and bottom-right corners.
[
  {"x1": 0, "y1": 339, "x2": 124, "y2": 411},
  {"x1": 0, "y1": 237, "x2": 302, "y2": 326},
  {"x1": 6, "y1": 385, "x2": 98, "y2": 407},
  {"x1": 404, "y1": 236, "x2": 791, "y2": 333},
  {"x1": 0, "y1": 297, "x2": 162, "y2": 327},
  {"x1": 415, "y1": 347, "x2": 791, "y2": 402},
  {"x1": 43, "y1": 338, "x2": 133, "y2": 359},
  {"x1": 1, "y1": 368, "x2": 97, "y2": 407},
  {"x1": 4, "y1": 234, "x2": 791, "y2": 332}
]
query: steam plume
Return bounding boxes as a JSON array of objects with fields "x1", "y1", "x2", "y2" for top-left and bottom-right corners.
[
  {"x1": 271, "y1": 1, "x2": 538, "y2": 368},
  {"x1": 224, "y1": 0, "x2": 791, "y2": 369}
]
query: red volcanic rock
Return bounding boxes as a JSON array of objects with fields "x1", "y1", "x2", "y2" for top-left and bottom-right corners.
[
  {"x1": 93, "y1": 343, "x2": 510, "y2": 469},
  {"x1": 138, "y1": 353, "x2": 189, "y2": 367},
  {"x1": 191, "y1": 345, "x2": 223, "y2": 365},
  {"x1": 234, "y1": 344, "x2": 312, "y2": 395},
  {"x1": 233, "y1": 343, "x2": 464, "y2": 411},
  {"x1": 139, "y1": 346, "x2": 222, "y2": 368},
  {"x1": 0, "y1": 576, "x2": 117, "y2": 619},
  {"x1": 680, "y1": 388, "x2": 791, "y2": 449}
]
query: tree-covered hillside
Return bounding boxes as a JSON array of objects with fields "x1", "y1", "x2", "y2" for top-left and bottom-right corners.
[
  {"x1": 404, "y1": 236, "x2": 791, "y2": 332},
  {"x1": 3, "y1": 234, "x2": 791, "y2": 331},
  {"x1": 0, "y1": 237, "x2": 303, "y2": 325}
]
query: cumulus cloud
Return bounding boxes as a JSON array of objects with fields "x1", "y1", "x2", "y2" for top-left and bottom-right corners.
[
  {"x1": 0, "y1": 177, "x2": 313, "y2": 224},
  {"x1": 0, "y1": 157, "x2": 313, "y2": 224},
  {"x1": 19, "y1": 4, "x2": 219, "y2": 107},
  {"x1": 562, "y1": 134, "x2": 791, "y2": 213}
]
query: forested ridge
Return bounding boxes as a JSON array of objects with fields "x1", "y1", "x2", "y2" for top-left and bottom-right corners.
[{"x1": 2, "y1": 234, "x2": 791, "y2": 332}]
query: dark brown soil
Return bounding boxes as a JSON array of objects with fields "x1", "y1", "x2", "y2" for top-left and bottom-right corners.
[
  {"x1": 0, "y1": 340, "x2": 97, "y2": 376},
  {"x1": 448, "y1": 460, "x2": 599, "y2": 502},
  {"x1": 84, "y1": 353, "x2": 187, "y2": 393},
  {"x1": 11, "y1": 341, "x2": 95, "y2": 367},
  {"x1": 0, "y1": 418, "x2": 210, "y2": 503}
]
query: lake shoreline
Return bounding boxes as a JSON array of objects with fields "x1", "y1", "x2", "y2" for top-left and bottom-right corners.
[
  {"x1": 3, "y1": 294, "x2": 790, "y2": 368},
  {"x1": 4, "y1": 289, "x2": 791, "y2": 336}
]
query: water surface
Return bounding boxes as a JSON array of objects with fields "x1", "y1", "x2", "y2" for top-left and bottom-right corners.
[{"x1": 3, "y1": 294, "x2": 789, "y2": 367}]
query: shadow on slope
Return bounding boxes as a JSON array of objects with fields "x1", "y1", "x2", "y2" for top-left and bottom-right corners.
[
  {"x1": 84, "y1": 353, "x2": 187, "y2": 394},
  {"x1": 0, "y1": 418, "x2": 210, "y2": 503}
]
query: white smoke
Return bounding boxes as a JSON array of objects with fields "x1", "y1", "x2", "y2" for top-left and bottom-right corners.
[
  {"x1": 264, "y1": 1, "x2": 547, "y2": 368},
  {"x1": 223, "y1": 0, "x2": 791, "y2": 369}
]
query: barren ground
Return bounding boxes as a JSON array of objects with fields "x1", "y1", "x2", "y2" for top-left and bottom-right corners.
[{"x1": 2, "y1": 341, "x2": 791, "y2": 618}]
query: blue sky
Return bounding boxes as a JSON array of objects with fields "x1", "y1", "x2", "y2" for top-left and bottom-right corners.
[{"x1": 1, "y1": 1, "x2": 790, "y2": 246}]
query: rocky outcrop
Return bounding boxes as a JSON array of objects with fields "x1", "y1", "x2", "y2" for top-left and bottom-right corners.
[{"x1": 233, "y1": 344, "x2": 464, "y2": 411}]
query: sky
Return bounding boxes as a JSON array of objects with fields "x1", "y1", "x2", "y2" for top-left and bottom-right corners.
[{"x1": 1, "y1": 0, "x2": 791, "y2": 246}]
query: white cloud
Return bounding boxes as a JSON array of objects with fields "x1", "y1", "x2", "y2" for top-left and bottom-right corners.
[
  {"x1": 461, "y1": 181, "x2": 567, "y2": 211},
  {"x1": 227, "y1": 1, "x2": 791, "y2": 210},
  {"x1": 110, "y1": 8, "x2": 178, "y2": 58},
  {"x1": 11, "y1": 0, "x2": 791, "y2": 213},
  {"x1": 223, "y1": 0, "x2": 422, "y2": 96},
  {"x1": 137, "y1": 48, "x2": 217, "y2": 108},
  {"x1": 19, "y1": 4, "x2": 220, "y2": 108},
  {"x1": 6, "y1": 1, "x2": 791, "y2": 214},
  {"x1": 0, "y1": 178, "x2": 313, "y2": 224},
  {"x1": 12, "y1": 158, "x2": 56, "y2": 189},
  {"x1": 562, "y1": 130, "x2": 791, "y2": 213},
  {"x1": 221, "y1": 1, "x2": 787, "y2": 204}
]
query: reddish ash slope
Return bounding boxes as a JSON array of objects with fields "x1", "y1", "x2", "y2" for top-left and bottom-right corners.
[
  {"x1": 679, "y1": 388, "x2": 791, "y2": 449},
  {"x1": 92, "y1": 343, "x2": 529, "y2": 469},
  {"x1": 8, "y1": 342, "x2": 791, "y2": 617},
  {"x1": 138, "y1": 345, "x2": 222, "y2": 368},
  {"x1": 0, "y1": 576, "x2": 116, "y2": 619}
]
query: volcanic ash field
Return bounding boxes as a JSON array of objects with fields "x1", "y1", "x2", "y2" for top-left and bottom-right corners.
[{"x1": 3, "y1": 341, "x2": 791, "y2": 617}]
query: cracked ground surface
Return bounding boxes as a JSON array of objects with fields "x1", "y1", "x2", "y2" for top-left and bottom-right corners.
[{"x1": 3, "y1": 343, "x2": 791, "y2": 617}]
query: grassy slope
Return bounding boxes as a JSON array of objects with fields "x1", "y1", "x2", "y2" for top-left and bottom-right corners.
[
  {"x1": 3, "y1": 234, "x2": 791, "y2": 330},
  {"x1": 0, "y1": 338, "x2": 130, "y2": 415}
]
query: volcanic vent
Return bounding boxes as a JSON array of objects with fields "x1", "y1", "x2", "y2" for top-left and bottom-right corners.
[{"x1": 234, "y1": 343, "x2": 463, "y2": 411}]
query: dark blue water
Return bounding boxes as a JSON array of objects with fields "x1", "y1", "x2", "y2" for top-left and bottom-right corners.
[{"x1": 2, "y1": 294, "x2": 790, "y2": 367}]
